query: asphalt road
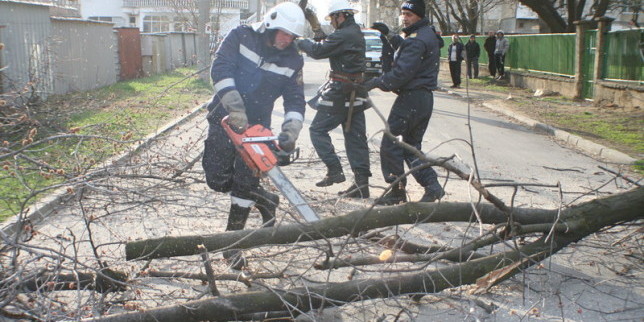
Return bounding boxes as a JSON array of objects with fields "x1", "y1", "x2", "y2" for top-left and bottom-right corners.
[{"x1": 295, "y1": 58, "x2": 630, "y2": 208}]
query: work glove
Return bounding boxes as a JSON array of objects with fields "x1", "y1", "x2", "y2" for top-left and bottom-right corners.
[
  {"x1": 362, "y1": 78, "x2": 379, "y2": 91},
  {"x1": 278, "y1": 119, "x2": 303, "y2": 153},
  {"x1": 313, "y1": 30, "x2": 327, "y2": 42},
  {"x1": 220, "y1": 90, "x2": 248, "y2": 133}
]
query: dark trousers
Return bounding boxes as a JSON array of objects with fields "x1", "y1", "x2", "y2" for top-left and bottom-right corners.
[
  {"x1": 449, "y1": 61, "x2": 462, "y2": 87},
  {"x1": 487, "y1": 52, "x2": 496, "y2": 76},
  {"x1": 380, "y1": 89, "x2": 439, "y2": 188},
  {"x1": 202, "y1": 118, "x2": 259, "y2": 200},
  {"x1": 466, "y1": 57, "x2": 479, "y2": 79},
  {"x1": 309, "y1": 109, "x2": 371, "y2": 177},
  {"x1": 495, "y1": 53, "x2": 505, "y2": 76}
]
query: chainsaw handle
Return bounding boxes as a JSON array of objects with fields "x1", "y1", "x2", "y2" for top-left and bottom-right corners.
[{"x1": 273, "y1": 147, "x2": 299, "y2": 166}]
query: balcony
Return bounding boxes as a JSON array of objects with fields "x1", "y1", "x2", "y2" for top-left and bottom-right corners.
[{"x1": 123, "y1": 0, "x2": 249, "y2": 10}]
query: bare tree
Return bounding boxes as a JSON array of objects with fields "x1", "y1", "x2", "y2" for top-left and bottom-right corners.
[
  {"x1": 425, "y1": 0, "x2": 505, "y2": 34},
  {"x1": 611, "y1": 0, "x2": 641, "y2": 27},
  {"x1": 518, "y1": 0, "x2": 612, "y2": 32}
]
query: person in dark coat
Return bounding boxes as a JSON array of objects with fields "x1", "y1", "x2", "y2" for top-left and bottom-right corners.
[
  {"x1": 201, "y1": 2, "x2": 306, "y2": 270},
  {"x1": 363, "y1": 0, "x2": 445, "y2": 205},
  {"x1": 484, "y1": 31, "x2": 497, "y2": 77},
  {"x1": 296, "y1": 0, "x2": 372, "y2": 198},
  {"x1": 447, "y1": 34, "x2": 464, "y2": 88},
  {"x1": 465, "y1": 34, "x2": 480, "y2": 79},
  {"x1": 370, "y1": 22, "x2": 403, "y2": 73}
]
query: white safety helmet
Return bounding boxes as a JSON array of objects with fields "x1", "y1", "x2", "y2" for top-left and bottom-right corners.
[
  {"x1": 326, "y1": 0, "x2": 359, "y2": 21},
  {"x1": 261, "y1": 2, "x2": 305, "y2": 37}
]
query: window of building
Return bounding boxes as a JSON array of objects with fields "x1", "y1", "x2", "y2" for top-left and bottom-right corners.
[
  {"x1": 89, "y1": 16, "x2": 113, "y2": 22},
  {"x1": 143, "y1": 15, "x2": 170, "y2": 33},
  {"x1": 129, "y1": 16, "x2": 136, "y2": 25}
]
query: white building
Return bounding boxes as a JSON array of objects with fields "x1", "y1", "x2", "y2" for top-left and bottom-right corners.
[{"x1": 76, "y1": 0, "x2": 251, "y2": 39}]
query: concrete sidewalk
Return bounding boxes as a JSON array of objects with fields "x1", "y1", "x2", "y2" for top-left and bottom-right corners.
[{"x1": 442, "y1": 86, "x2": 637, "y2": 165}]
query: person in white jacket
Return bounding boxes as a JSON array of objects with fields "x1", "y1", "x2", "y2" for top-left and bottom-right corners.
[{"x1": 494, "y1": 30, "x2": 509, "y2": 79}]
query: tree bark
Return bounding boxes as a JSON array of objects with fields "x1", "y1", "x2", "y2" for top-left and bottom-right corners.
[
  {"x1": 126, "y1": 189, "x2": 642, "y2": 260},
  {"x1": 126, "y1": 201, "x2": 556, "y2": 260},
  {"x1": 95, "y1": 188, "x2": 643, "y2": 321},
  {"x1": 519, "y1": 0, "x2": 568, "y2": 32}
]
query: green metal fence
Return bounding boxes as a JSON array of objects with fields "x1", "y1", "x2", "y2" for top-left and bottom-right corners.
[
  {"x1": 603, "y1": 28, "x2": 643, "y2": 82},
  {"x1": 582, "y1": 30, "x2": 597, "y2": 98},
  {"x1": 440, "y1": 29, "x2": 642, "y2": 85},
  {"x1": 505, "y1": 33, "x2": 577, "y2": 76}
]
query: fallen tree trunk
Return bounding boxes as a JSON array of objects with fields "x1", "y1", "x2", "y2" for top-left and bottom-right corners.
[
  {"x1": 126, "y1": 201, "x2": 556, "y2": 260},
  {"x1": 96, "y1": 188, "x2": 642, "y2": 321}
]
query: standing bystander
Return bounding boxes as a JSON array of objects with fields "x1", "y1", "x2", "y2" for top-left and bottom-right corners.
[
  {"x1": 465, "y1": 34, "x2": 480, "y2": 79},
  {"x1": 494, "y1": 30, "x2": 509, "y2": 79},
  {"x1": 447, "y1": 34, "x2": 464, "y2": 88},
  {"x1": 484, "y1": 31, "x2": 497, "y2": 77}
]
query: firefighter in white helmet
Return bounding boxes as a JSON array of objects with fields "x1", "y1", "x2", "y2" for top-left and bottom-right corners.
[
  {"x1": 296, "y1": 0, "x2": 372, "y2": 199},
  {"x1": 202, "y1": 1, "x2": 306, "y2": 270}
]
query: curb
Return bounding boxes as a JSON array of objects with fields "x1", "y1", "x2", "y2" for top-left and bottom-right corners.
[
  {"x1": 1, "y1": 104, "x2": 207, "y2": 236},
  {"x1": 481, "y1": 101, "x2": 637, "y2": 165}
]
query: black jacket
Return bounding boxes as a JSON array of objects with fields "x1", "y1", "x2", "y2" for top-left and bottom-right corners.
[
  {"x1": 447, "y1": 42, "x2": 464, "y2": 62},
  {"x1": 370, "y1": 18, "x2": 441, "y2": 92},
  {"x1": 484, "y1": 36, "x2": 496, "y2": 55},
  {"x1": 465, "y1": 41, "x2": 480, "y2": 60},
  {"x1": 297, "y1": 16, "x2": 369, "y2": 111},
  {"x1": 297, "y1": 16, "x2": 365, "y2": 74}
]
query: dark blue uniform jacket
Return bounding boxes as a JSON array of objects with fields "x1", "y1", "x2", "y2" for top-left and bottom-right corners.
[
  {"x1": 371, "y1": 18, "x2": 440, "y2": 92},
  {"x1": 207, "y1": 25, "x2": 305, "y2": 128}
]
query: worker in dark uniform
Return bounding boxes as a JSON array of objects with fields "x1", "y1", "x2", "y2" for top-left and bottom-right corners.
[
  {"x1": 296, "y1": 0, "x2": 371, "y2": 199},
  {"x1": 363, "y1": 0, "x2": 445, "y2": 205},
  {"x1": 370, "y1": 22, "x2": 403, "y2": 73},
  {"x1": 202, "y1": 2, "x2": 306, "y2": 269}
]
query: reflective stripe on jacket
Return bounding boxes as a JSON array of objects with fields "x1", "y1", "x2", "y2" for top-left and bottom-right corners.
[{"x1": 208, "y1": 25, "x2": 305, "y2": 127}]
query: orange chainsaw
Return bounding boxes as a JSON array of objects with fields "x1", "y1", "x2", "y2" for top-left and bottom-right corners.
[{"x1": 221, "y1": 116, "x2": 319, "y2": 222}]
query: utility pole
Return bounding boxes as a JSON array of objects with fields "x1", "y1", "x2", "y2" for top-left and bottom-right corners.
[{"x1": 197, "y1": 0, "x2": 211, "y2": 81}]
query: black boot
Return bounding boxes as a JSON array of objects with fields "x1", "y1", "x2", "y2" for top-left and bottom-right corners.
[
  {"x1": 316, "y1": 164, "x2": 346, "y2": 187},
  {"x1": 375, "y1": 182, "x2": 407, "y2": 205},
  {"x1": 223, "y1": 204, "x2": 251, "y2": 270},
  {"x1": 338, "y1": 175, "x2": 369, "y2": 199},
  {"x1": 251, "y1": 187, "x2": 279, "y2": 227},
  {"x1": 420, "y1": 184, "x2": 445, "y2": 203}
]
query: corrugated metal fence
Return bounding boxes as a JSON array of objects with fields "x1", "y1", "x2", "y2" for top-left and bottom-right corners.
[
  {"x1": 505, "y1": 33, "x2": 577, "y2": 77},
  {"x1": 604, "y1": 29, "x2": 643, "y2": 82},
  {"x1": 50, "y1": 18, "x2": 119, "y2": 95},
  {"x1": 141, "y1": 32, "x2": 197, "y2": 75},
  {"x1": 0, "y1": 1, "x2": 197, "y2": 101},
  {"x1": 0, "y1": 2, "x2": 53, "y2": 99}
]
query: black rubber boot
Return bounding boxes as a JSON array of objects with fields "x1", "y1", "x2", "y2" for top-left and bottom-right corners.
[
  {"x1": 223, "y1": 204, "x2": 251, "y2": 270},
  {"x1": 316, "y1": 164, "x2": 346, "y2": 187},
  {"x1": 338, "y1": 175, "x2": 369, "y2": 199},
  {"x1": 375, "y1": 182, "x2": 407, "y2": 205},
  {"x1": 251, "y1": 187, "x2": 279, "y2": 227},
  {"x1": 420, "y1": 184, "x2": 445, "y2": 203}
]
